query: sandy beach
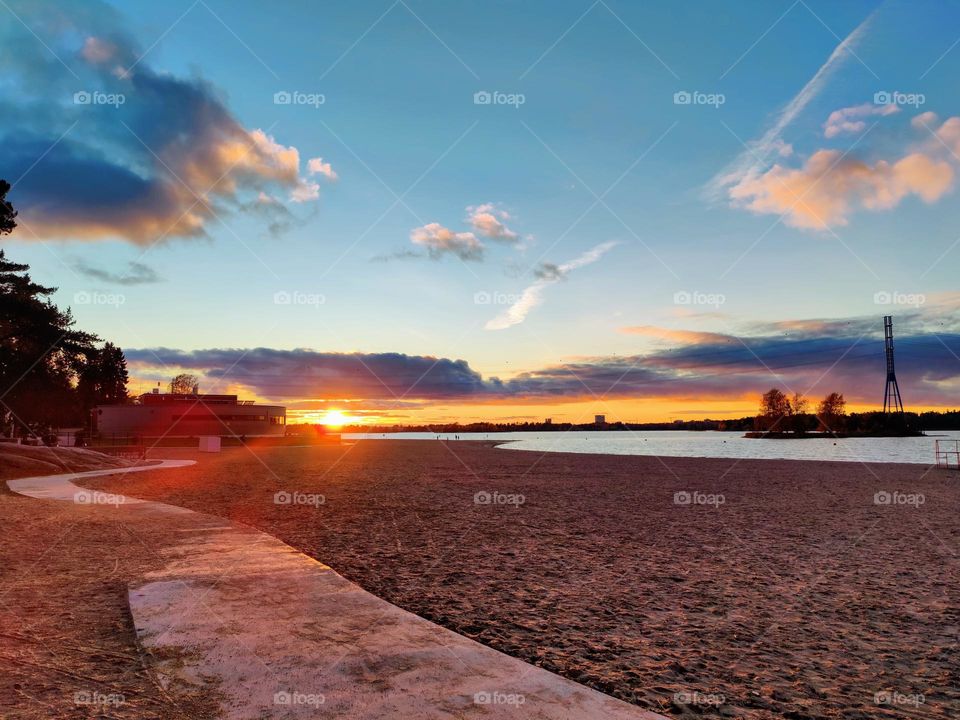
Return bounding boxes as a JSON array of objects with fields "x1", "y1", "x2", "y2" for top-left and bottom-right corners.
[{"x1": 82, "y1": 440, "x2": 959, "y2": 719}]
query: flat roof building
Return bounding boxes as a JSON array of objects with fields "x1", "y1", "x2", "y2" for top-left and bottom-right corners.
[{"x1": 93, "y1": 392, "x2": 286, "y2": 439}]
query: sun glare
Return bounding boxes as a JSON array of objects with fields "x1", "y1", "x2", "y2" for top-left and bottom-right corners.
[{"x1": 320, "y1": 410, "x2": 349, "y2": 427}]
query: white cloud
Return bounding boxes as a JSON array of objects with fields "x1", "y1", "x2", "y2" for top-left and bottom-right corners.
[
  {"x1": 411, "y1": 223, "x2": 483, "y2": 261},
  {"x1": 485, "y1": 241, "x2": 617, "y2": 330},
  {"x1": 823, "y1": 102, "x2": 898, "y2": 138},
  {"x1": 911, "y1": 111, "x2": 939, "y2": 130}
]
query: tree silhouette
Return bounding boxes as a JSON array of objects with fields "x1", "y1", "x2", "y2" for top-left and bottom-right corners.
[
  {"x1": 0, "y1": 180, "x2": 16, "y2": 236},
  {"x1": 169, "y1": 373, "x2": 200, "y2": 394},
  {"x1": 0, "y1": 249, "x2": 98, "y2": 431}
]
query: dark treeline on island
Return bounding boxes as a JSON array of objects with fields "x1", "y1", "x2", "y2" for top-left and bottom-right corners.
[
  {"x1": 341, "y1": 410, "x2": 959, "y2": 436},
  {"x1": 341, "y1": 388, "x2": 958, "y2": 436}
]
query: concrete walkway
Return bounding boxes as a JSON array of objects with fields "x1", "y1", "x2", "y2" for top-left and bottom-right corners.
[{"x1": 9, "y1": 463, "x2": 667, "y2": 720}]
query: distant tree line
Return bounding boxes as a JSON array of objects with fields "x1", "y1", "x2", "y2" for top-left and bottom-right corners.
[{"x1": 0, "y1": 180, "x2": 129, "y2": 439}]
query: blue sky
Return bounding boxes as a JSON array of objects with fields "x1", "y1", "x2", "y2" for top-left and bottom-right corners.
[{"x1": 3, "y1": 0, "x2": 960, "y2": 421}]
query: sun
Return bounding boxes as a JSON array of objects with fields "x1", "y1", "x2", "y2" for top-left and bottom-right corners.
[{"x1": 320, "y1": 410, "x2": 349, "y2": 427}]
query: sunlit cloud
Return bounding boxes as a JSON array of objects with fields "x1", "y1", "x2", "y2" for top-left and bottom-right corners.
[
  {"x1": 823, "y1": 102, "x2": 898, "y2": 138},
  {"x1": 1, "y1": 1, "x2": 326, "y2": 244},
  {"x1": 466, "y1": 203, "x2": 519, "y2": 242},
  {"x1": 410, "y1": 223, "x2": 483, "y2": 260}
]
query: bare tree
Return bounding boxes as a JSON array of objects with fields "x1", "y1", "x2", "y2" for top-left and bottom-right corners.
[
  {"x1": 169, "y1": 373, "x2": 199, "y2": 394},
  {"x1": 817, "y1": 392, "x2": 847, "y2": 433}
]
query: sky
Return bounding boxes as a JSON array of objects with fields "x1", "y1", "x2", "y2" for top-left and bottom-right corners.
[{"x1": 2, "y1": 0, "x2": 960, "y2": 425}]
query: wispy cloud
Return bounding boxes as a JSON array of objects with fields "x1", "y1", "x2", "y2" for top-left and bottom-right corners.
[
  {"x1": 706, "y1": 8, "x2": 879, "y2": 199},
  {"x1": 73, "y1": 259, "x2": 162, "y2": 285},
  {"x1": 485, "y1": 241, "x2": 617, "y2": 330},
  {"x1": 410, "y1": 222, "x2": 483, "y2": 261}
]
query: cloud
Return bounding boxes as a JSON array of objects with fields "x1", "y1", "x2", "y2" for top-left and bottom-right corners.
[
  {"x1": 73, "y1": 259, "x2": 161, "y2": 285},
  {"x1": 728, "y1": 148, "x2": 953, "y2": 229},
  {"x1": 410, "y1": 223, "x2": 483, "y2": 261},
  {"x1": 532, "y1": 262, "x2": 564, "y2": 281},
  {"x1": 1, "y1": 0, "x2": 326, "y2": 244},
  {"x1": 705, "y1": 8, "x2": 879, "y2": 199},
  {"x1": 124, "y1": 298, "x2": 960, "y2": 407},
  {"x1": 466, "y1": 203, "x2": 518, "y2": 242},
  {"x1": 307, "y1": 157, "x2": 338, "y2": 181},
  {"x1": 485, "y1": 241, "x2": 617, "y2": 330},
  {"x1": 823, "y1": 102, "x2": 899, "y2": 138}
]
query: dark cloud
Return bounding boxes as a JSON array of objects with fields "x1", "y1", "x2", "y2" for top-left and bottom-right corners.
[
  {"x1": 124, "y1": 308, "x2": 960, "y2": 406},
  {"x1": 73, "y1": 259, "x2": 161, "y2": 285},
  {"x1": 532, "y1": 262, "x2": 564, "y2": 281},
  {"x1": 1, "y1": 0, "x2": 324, "y2": 244}
]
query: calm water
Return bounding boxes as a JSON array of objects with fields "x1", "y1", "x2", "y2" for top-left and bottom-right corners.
[{"x1": 343, "y1": 430, "x2": 960, "y2": 465}]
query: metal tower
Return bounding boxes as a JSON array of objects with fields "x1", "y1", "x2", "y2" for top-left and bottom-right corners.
[{"x1": 882, "y1": 315, "x2": 904, "y2": 413}]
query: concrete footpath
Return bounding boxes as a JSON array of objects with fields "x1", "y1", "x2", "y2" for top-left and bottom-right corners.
[{"x1": 9, "y1": 462, "x2": 667, "y2": 719}]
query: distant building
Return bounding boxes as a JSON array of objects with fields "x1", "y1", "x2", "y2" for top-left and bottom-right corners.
[
  {"x1": 93, "y1": 391, "x2": 286, "y2": 438},
  {"x1": 594, "y1": 414, "x2": 606, "y2": 425}
]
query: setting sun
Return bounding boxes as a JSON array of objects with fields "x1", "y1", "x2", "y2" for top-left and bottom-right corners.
[{"x1": 320, "y1": 410, "x2": 349, "y2": 427}]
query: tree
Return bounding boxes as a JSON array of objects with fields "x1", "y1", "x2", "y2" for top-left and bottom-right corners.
[
  {"x1": 787, "y1": 392, "x2": 810, "y2": 434},
  {"x1": 817, "y1": 392, "x2": 847, "y2": 433},
  {"x1": 77, "y1": 342, "x2": 129, "y2": 411},
  {"x1": 0, "y1": 180, "x2": 16, "y2": 236},
  {"x1": 169, "y1": 373, "x2": 199, "y2": 394},
  {"x1": 756, "y1": 388, "x2": 791, "y2": 432},
  {"x1": 0, "y1": 248, "x2": 99, "y2": 431}
]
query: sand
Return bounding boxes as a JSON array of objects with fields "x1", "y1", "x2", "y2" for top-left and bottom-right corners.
[{"x1": 83, "y1": 440, "x2": 959, "y2": 719}]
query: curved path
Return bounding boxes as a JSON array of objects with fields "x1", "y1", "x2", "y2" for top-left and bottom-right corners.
[{"x1": 9, "y1": 462, "x2": 667, "y2": 720}]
